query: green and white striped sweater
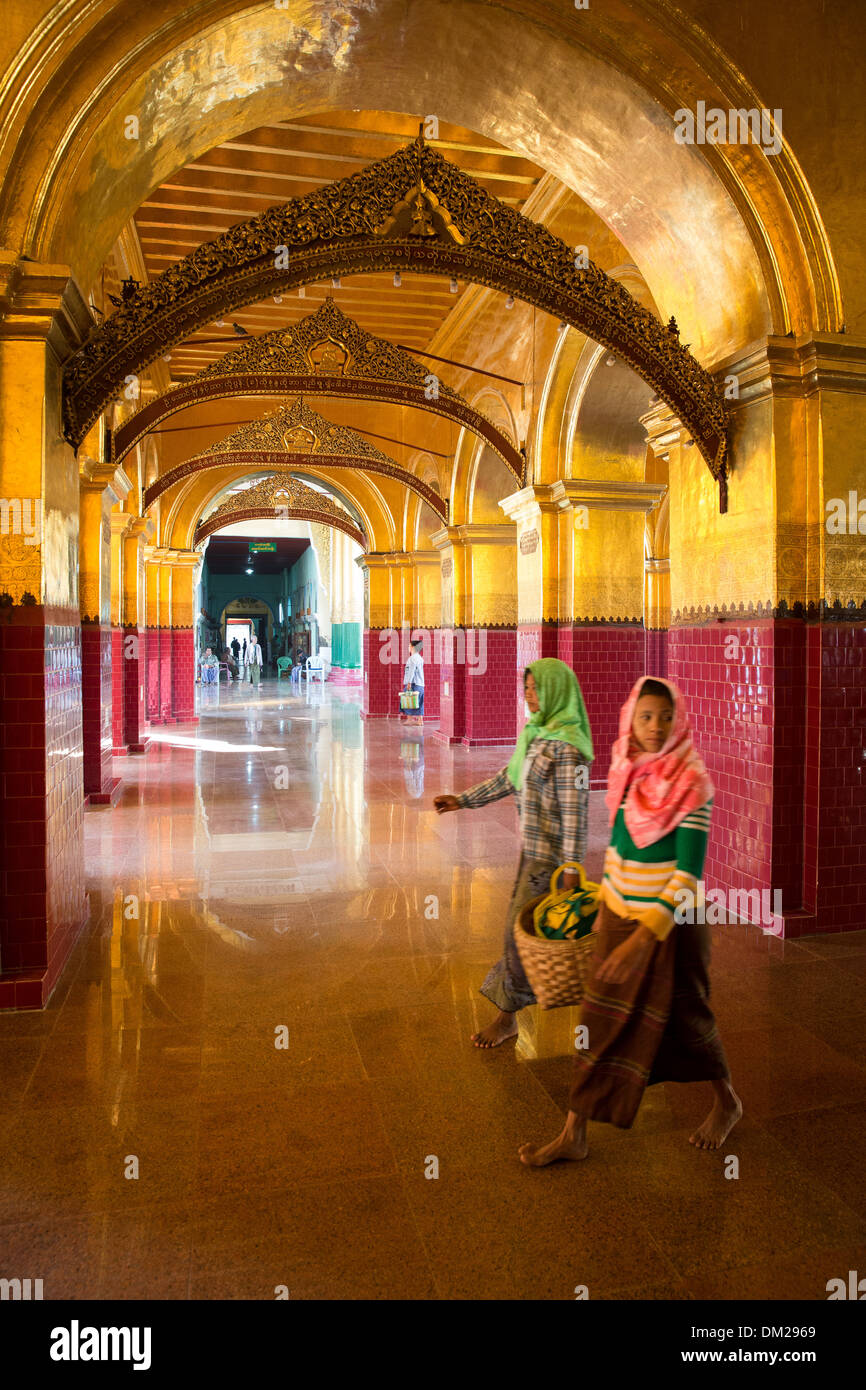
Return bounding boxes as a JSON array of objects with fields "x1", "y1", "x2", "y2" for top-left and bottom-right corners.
[{"x1": 601, "y1": 799, "x2": 713, "y2": 940}]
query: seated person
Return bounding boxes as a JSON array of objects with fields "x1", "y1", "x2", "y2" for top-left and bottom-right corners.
[
  {"x1": 222, "y1": 648, "x2": 238, "y2": 682},
  {"x1": 201, "y1": 647, "x2": 219, "y2": 684}
]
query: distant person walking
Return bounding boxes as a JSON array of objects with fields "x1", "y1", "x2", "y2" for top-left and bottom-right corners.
[
  {"x1": 400, "y1": 636, "x2": 424, "y2": 727},
  {"x1": 230, "y1": 637, "x2": 240, "y2": 663},
  {"x1": 246, "y1": 633, "x2": 264, "y2": 687}
]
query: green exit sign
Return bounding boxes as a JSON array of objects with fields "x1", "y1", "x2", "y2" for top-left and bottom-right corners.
[{"x1": 248, "y1": 542, "x2": 277, "y2": 553}]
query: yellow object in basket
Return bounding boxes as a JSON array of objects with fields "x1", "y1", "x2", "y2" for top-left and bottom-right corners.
[{"x1": 532, "y1": 862, "x2": 600, "y2": 940}]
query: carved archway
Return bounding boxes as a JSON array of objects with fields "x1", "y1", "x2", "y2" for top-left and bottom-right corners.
[
  {"x1": 111, "y1": 299, "x2": 523, "y2": 485},
  {"x1": 64, "y1": 137, "x2": 730, "y2": 507},
  {"x1": 194, "y1": 474, "x2": 367, "y2": 551},
  {"x1": 144, "y1": 398, "x2": 448, "y2": 522}
]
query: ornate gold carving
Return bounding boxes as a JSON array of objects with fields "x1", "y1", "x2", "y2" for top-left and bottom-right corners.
[
  {"x1": 374, "y1": 180, "x2": 466, "y2": 244},
  {"x1": 111, "y1": 298, "x2": 522, "y2": 484},
  {"x1": 142, "y1": 397, "x2": 448, "y2": 521},
  {"x1": 63, "y1": 136, "x2": 728, "y2": 501},
  {"x1": 193, "y1": 473, "x2": 366, "y2": 550}
]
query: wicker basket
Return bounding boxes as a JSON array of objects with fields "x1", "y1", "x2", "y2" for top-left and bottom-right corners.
[{"x1": 515, "y1": 895, "x2": 597, "y2": 1009}]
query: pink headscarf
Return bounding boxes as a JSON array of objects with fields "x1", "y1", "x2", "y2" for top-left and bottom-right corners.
[{"x1": 605, "y1": 676, "x2": 714, "y2": 848}]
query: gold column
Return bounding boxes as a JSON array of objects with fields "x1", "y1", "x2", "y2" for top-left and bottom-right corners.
[
  {"x1": 410, "y1": 552, "x2": 443, "y2": 631},
  {"x1": 498, "y1": 487, "x2": 561, "y2": 625},
  {"x1": 79, "y1": 460, "x2": 132, "y2": 623},
  {"x1": 123, "y1": 518, "x2": 151, "y2": 630}
]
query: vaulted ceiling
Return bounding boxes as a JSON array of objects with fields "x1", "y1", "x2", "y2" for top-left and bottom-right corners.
[{"x1": 118, "y1": 110, "x2": 544, "y2": 381}]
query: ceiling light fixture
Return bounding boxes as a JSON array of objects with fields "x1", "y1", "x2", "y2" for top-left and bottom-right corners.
[
  {"x1": 331, "y1": 277, "x2": 341, "y2": 288},
  {"x1": 273, "y1": 295, "x2": 282, "y2": 305},
  {"x1": 245, "y1": 566, "x2": 253, "y2": 574},
  {"x1": 606, "y1": 355, "x2": 616, "y2": 366},
  {"x1": 449, "y1": 278, "x2": 459, "y2": 294},
  {"x1": 393, "y1": 271, "x2": 402, "y2": 288},
  {"x1": 505, "y1": 295, "x2": 515, "y2": 309}
]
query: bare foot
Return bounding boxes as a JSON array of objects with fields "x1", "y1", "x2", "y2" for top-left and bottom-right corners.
[
  {"x1": 519, "y1": 1119, "x2": 588, "y2": 1167},
  {"x1": 689, "y1": 1086, "x2": 743, "y2": 1150},
  {"x1": 471, "y1": 1014, "x2": 518, "y2": 1048}
]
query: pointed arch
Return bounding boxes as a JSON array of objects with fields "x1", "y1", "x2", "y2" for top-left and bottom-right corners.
[{"x1": 63, "y1": 138, "x2": 730, "y2": 503}]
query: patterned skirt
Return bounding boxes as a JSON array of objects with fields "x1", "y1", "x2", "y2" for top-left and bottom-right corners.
[{"x1": 568, "y1": 900, "x2": 729, "y2": 1128}]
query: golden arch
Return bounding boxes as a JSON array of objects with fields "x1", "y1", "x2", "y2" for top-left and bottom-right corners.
[
  {"x1": 194, "y1": 506, "x2": 366, "y2": 552},
  {"x1": 110, "y1": 298, "x2": 525, "y2": 484},
  {"x1": 146, "y1": 451, "x2": 448, "y2": 523},
  {"x1": 63, "y1": 137, "x2": 730, "y2": 505}
]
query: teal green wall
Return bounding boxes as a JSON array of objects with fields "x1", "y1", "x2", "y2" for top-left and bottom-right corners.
[{"x1": 331, "y1": 622, "x2": 361, "y2": 668}]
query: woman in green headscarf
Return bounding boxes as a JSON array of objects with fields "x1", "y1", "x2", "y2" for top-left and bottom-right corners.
[{"x1": 435, "y1": 659, "x2": 594, "y2": 1048}]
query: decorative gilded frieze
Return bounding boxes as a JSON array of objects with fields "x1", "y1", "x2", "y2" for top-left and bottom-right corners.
[
  {"x1": 143, "y1": 397, "x2": 447, "y2": 521},
  {"x1": 193, "y1": 474, "x2": 366, "y2": 550},
  {"x1": 106, "y1": 298, "x2": 523, "y2": 483},
  {"x1": 62, "y1": 137, "x2": 728, "y2": 500}
]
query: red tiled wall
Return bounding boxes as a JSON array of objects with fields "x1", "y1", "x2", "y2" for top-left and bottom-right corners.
[
  {"x1": 663, "y1": 618, "x2": 864, "y2": 936},
  {"x1": 361, "y1": 629, "x2": 399, "y2": 718},
  {"x1": 557, "y1": 625, "x2": 646, "y2": 785},
  {"x1": 81, "y1": 623, "x2": 113, "y2": 797},
  {"x1": 464, "y1": 629, "x2": 517, "y2": 745},
  {"x1": 0, "y1": 607, "x2": 88, "y2": 1008},
  {"x1": 122, "y1": 627, "x2": 147, "y2": 751},
  {"x1": 159, "y1": 628, "x2": 173, "y2": 724},
  {"x1": 172, "y1": 628, "x2": 197, "y2": 723},
  {"x1": 436, "y1": 629, "x2": 466, "y2": 744},
  {"x1": 816, "y1": 623, "x2": 866, "y2": 929},
  {"x1": 145, "y1": 626, "x2": 161, "y2": 724},
  {"x1": 111, "y1": 626, "x2": 126, "y2": 753},
  {"x1": 669, "y1": 623, "x2": 775, "y2": 915}
]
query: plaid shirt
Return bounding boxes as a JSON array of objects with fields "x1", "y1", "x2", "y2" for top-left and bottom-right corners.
[{"x1": 456, "y1": 739, "x2": 589, "y2": 866}]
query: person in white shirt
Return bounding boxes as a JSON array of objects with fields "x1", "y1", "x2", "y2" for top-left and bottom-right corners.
[
  {"x1": 401, "y1": 637, "x2": 424, "y2": 727},
  {"x1": 246, "y1": 634, "x2": 264, "y2": 687}
]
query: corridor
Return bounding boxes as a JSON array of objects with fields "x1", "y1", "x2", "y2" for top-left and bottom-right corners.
[{"x1": 0, "y1": 682, "x2": 864, "y2": 1300}]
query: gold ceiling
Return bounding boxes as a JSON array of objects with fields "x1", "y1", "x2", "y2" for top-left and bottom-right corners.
[{"x1": 123, "y1": 110, "x2": 543, "y2": 379}]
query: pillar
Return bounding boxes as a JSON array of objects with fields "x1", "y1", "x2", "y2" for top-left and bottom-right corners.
[
  {"x1": 547, "y1": 478, "x2": 664, "y2": 785},
  {"x1": 644, "y1": 558, "x2": 670, "y2": 677},
  {"x1": 0, "y1": 257, "x2": 90, "y2": 1007},
  {"x1": 432, "y1": 524, "x2": 517, "y2": 745},
  {"x1": 158, "y1": 556, "x2": 173, "y2": 723},
  {"x1": 144, "y1": 548, "x2": 162, "y2": 723},
  {"x1": 79, "y1": 455, "x2": 131, "y2": 806},
  {"x1": 358, "y1": 552, "x2": 408, "y2": 718},
  {"x1": 122, "y1": 518, "x2": 151, "y2": 752},
  {"x1": 499, "y1": 486, "x2": 563, "y2": 731},
  {"x1": 169, "y1": 552, "x2": 199, "y2": 723}
]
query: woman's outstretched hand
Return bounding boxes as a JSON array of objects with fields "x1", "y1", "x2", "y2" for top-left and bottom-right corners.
[{"x1": 433, "y1": 795, "x2": 461, "y2": 814}]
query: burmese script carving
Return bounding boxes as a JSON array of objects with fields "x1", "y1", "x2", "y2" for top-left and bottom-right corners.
[{"x1": 63, "y1": 137, "x2": 728, "y2": 503}]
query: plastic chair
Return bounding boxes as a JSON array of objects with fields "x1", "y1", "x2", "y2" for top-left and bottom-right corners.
[
  {"x1": 304, "y1": 657, "x2": 327, "y2": 685},
  {"x1": 277, "y1": 657, "x2": 292, "y2": 681}
]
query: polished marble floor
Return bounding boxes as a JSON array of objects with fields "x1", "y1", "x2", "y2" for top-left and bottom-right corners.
[{"x1": 1, "y1": 680, "x2": 865, "y2": 1299}]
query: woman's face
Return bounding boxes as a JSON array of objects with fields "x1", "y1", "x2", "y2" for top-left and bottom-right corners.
[
  {"x1": 524, "y1": 672, "x2": 540, "y2": 714},
  {"x1": 632, "y1": 694, "x2": 674, "y2": 753}
]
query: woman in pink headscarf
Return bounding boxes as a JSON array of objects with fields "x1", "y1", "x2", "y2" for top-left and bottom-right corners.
[{"x1": 519, "y1": 677, "x2": 741, "y2": 1166}]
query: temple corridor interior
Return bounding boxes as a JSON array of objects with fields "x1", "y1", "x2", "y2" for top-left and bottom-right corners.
[
  {"x1": 0, "y1": 680, "x2": 864, "y2": 1300},
  {"x1": 0, "y1": 0, "x2": 864, "y2": 1312}
]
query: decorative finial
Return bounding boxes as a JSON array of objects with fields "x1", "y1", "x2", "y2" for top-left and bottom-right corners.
[{"x1": 666, "y1": 316, "x2": 679, "y2": 337}]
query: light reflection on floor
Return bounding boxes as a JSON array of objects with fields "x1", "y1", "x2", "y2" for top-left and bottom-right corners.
[{"x1": 0, "y1": 680, "x2": 864, "y2": 1299}]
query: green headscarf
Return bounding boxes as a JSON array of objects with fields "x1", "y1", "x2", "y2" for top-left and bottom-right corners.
[{"x1": 506, "y1": 658, "x2": 594, "y2": 789}]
